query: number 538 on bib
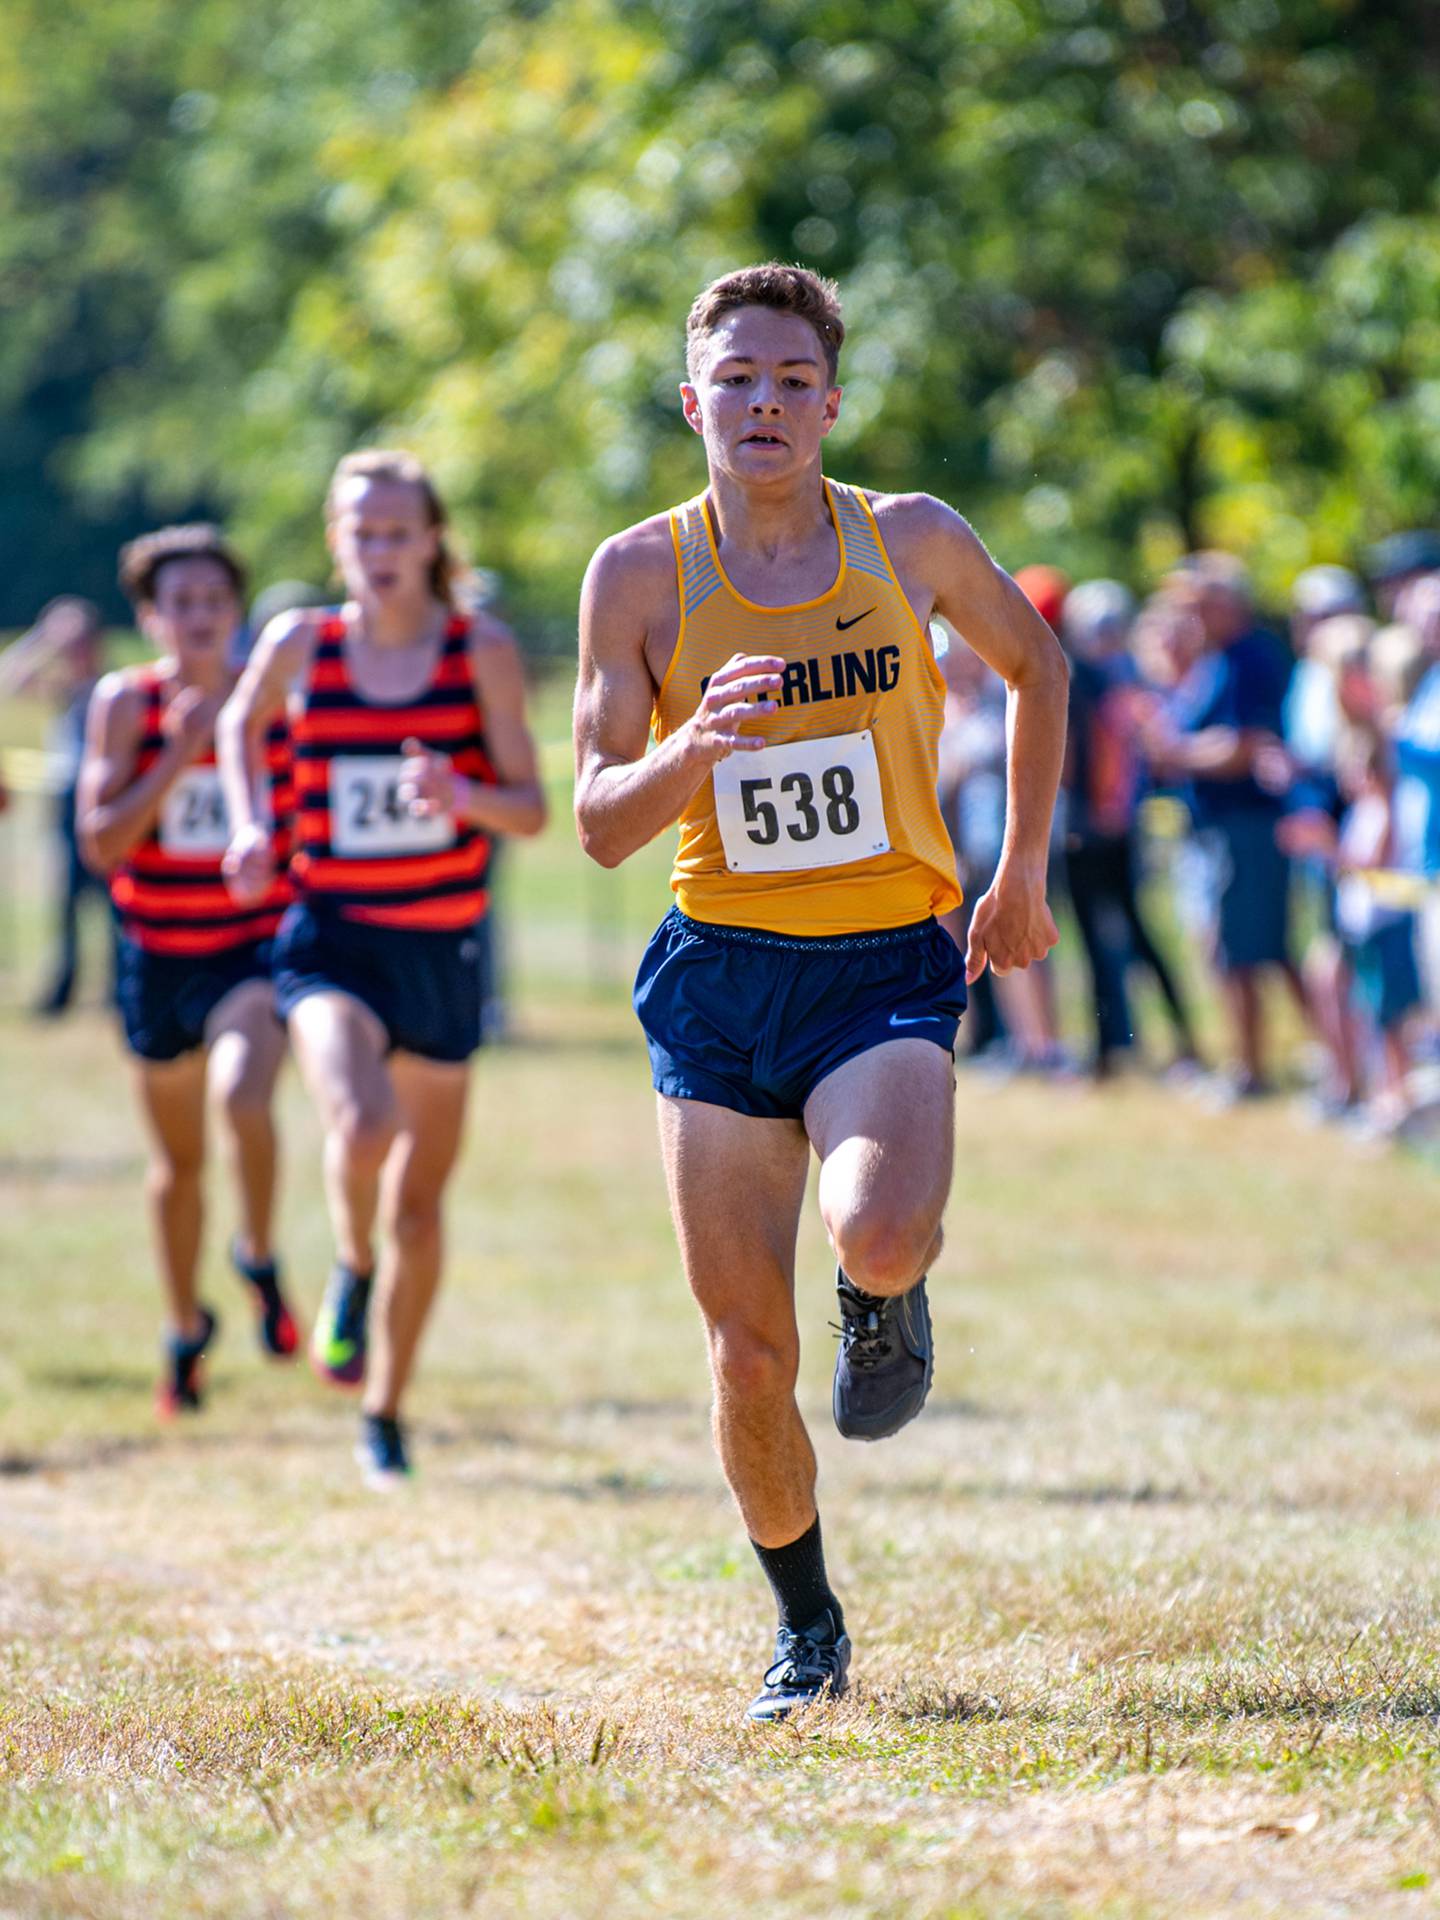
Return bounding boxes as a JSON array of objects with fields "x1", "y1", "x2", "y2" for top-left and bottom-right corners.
[{"x1": 712, "y1": 730, "x2": 890, "y2": 874}]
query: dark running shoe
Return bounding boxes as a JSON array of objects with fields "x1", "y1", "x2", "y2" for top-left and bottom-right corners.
[
  {"x1": 747, "y1": 1609, "x2": 851, "y2": 1723},
  {"x1": 832, "y1": 1268, "x2": 933, "y2": 1442},
  {"x1": 230, "y1": 1240, "x2": 300, "y2": 1360},
  {"x1": 355, "y1": 1413, "x2": 412, "y2": 1490},
  {"x1": 156, "y1": 1305, "x2": 218, "y2": 1419},
  {"x1": 311, "y1": 1265, "x2": 373, "y2": 1389}
]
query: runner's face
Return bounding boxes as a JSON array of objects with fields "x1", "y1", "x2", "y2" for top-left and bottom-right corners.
[
  {"x1": 328, "y1": 478, "x2": 439, "y2": 606},
  {"x1": 142, "y1": 558, "x2": 240, "y2": 671},
  {"x1": 681, "y1": 307, "x2": 841, "y2": 485}
]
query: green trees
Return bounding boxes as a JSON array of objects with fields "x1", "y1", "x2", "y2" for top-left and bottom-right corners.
[{"x1": 6, "y1": 1, "x2": 1440, "y2": 637}]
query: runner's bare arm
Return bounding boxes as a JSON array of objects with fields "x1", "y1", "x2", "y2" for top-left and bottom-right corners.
[
  {"x1": 77, "y1": 671, "x2": 216, "y2": 874},
  {"x1": 398, "y1": 616, "x2": 547, "y2": 837},
  {"x1": 573, "y1": 527, "x2": 784, "y2": 868},
  {"x1": 217, "y1": 611, "x2": 316, "y2": 902},
  {"x1": 881, "y1": 493, "x2": 1068, "y2": 979}
]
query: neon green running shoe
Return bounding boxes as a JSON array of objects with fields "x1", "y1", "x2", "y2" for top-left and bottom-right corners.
[{"x1": 310, "y1": 1265, "x2": 372, "y2": 1389}]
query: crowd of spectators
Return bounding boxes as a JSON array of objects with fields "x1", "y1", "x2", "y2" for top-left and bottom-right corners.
[
  {"x1": 939, "y1": 535, "x2": 1440, "y2": 1142},
  {"x1": 8, "y1": 538, "x2": 1440, "y2": 1149}
]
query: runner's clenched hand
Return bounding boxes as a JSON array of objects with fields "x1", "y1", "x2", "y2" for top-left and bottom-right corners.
[
  {"x1": 398, "y1": 737, "x2": 459, "y2": 819},
  {"x1": 222, "y1": 821, "x2": 275, "y2": 906},
  {"x1": 682, "y1": 653, "x2": 785, "y2": 765},
  {"x1": 964, "y1": 857, "x2": 1059, "y2": 982},
  {"x1": 162, "y1": 685, "x2": 222, "y2": 761}
]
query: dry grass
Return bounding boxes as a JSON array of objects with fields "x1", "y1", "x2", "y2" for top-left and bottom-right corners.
[{"x1": 2, "y1": 688, "x2": 1440, "y2": 1917}]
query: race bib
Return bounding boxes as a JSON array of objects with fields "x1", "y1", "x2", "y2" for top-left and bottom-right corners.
[
  {"x1": 330, "y1": 755, "x2": 455, "y2": 859},
  {"x1": 712, "y1": 730, "x2": 890, "y2": 874},
  {"x1": 158, "y1": 768, "x2": 235, "y2": 857}
]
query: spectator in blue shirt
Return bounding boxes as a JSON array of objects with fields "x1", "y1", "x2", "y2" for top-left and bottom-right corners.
[{"x1": 1140, "y1": 554, "x2": 1305, "y2": 1097}]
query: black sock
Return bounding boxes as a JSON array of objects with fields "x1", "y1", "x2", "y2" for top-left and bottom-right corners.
[
  {"x1": 233, "y1": 1240, "x2": 279, "y2": 1296},
  {"x1": 247, "y1": 1265, "x2": 283, "y2": 1310},
  {"x1": 751, "y1": 1516, "x2": 843, "y2": 1635}
]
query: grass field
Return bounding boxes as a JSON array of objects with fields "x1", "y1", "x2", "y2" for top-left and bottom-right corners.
[{"x1": 2, "y1": 681, "x2": 1440, "y2": 1918}]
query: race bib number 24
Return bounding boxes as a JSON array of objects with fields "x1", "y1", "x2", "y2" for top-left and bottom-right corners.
[
  {"x1": 712, "y1": 730, "x2": 890, "y2": 874},
  {"x1": 159, "y1": 768, "x2": 242, "y2": 857}
]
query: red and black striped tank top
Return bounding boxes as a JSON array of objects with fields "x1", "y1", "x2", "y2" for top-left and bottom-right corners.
[
  {"x1": 288, "y1": 611, "x2": 495, "y2": 931},
  {"x1": 110, "y1": 664, "x2": 294, "y2": 956}
]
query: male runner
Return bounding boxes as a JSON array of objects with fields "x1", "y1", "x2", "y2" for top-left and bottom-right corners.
[
  {"x1": 574, "y1": 264, "x2": 1067, "y2": 1721},
  {"x1": 77, "y1": 526, "x2": 297, "y2": 1414}
]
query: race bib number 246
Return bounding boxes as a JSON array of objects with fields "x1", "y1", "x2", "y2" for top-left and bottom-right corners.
[
  {"x1": 712, "y1": 730, "x2": 890, "y2": 874},
  {"x1": 330, "y1": 755, "x2": 455, "y2": 859}
]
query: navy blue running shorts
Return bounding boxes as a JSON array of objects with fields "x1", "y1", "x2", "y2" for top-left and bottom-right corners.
[
  {"x1": 272, "y1": 901, "x2": 482, "y2": 1063},
  {"x1": 117, "y1": 934, "x2": 276, "y2": 1063},
  {"x1": 633, "y1": 907, "x2": 968, "y2": 1121}
]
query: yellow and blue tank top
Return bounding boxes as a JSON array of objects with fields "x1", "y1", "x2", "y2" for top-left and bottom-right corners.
[{"x1": 653, "y1": 478, "x2": 961, "y2": 936}]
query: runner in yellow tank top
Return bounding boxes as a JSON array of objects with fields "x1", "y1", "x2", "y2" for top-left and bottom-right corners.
[
  {"x1": 574, "y1": 265, "x2": 1068, "y2": 1722},
  {"x1": 656, "y1": 476, "x2": 960, "y2": 936}
]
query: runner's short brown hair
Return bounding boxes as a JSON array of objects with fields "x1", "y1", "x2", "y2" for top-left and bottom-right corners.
[
  {"x1": 686, "y1": 264, "x2": 844, "y2": 384},
  {"x1": 118, "y1": 524, "x2": 247, "y2": 608}
]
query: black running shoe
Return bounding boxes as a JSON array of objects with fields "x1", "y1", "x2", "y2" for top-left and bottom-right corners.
[
  {"x1": 747, "y1": 1609, "x2": 851, "y2": 1722},
  {"x1": 311, "y1": 1265, "x2": 372, "y2": 1389},
  {"x1": 156, "y1": 1305, "x2": 218, "y2": 1419},
  {"x1": 832, "y1": 1268, "x2": 933, "y2": 1441},
  {"x1": 230, "y1": 1240, "x2": 300, "y2": 1360},
  {"x1": 355, "y1": 1413, "x2": 412, "y2": 1490}
]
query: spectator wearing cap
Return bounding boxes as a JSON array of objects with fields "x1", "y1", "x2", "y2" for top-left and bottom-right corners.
[
  {"x1": 1283, "y1": 565, "x2": 1367, "y2": 792},
  {"x1": 1268, "y1": 571, "x2": 1370, "y2": 1002},
  {"x1": 1013, "y1": 564, "x2": 1069, "y2": 634},
  {"x1": 1140, "y1": 554, "x2": 1304, "y2": 1097},
  {"x1": 1366, "y1": 531, "x2": 1440, "y2": 621},
  {"x1": 1280, "y1": 719, "x2": 1424, "y2": 1131},
  {"x1": 1060, "y1": 580, "x2": 1197, "y2": 1076}
]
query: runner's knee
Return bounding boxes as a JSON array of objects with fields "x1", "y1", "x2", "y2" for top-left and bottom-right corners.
[
  {"x1": 707, "y1": 1317, "x2": 800, "y2": 1403},
  {"x1": 830, "y1": 1202, "x2": 936, "y2": 1297},
  {"x1": 388, "y1": 1191, "x2": 442, "y2": 1250},
  {"x1": 331, "y1": 1096, "x2": 396, "y2": 1173},
  {"x1": 148, "y1": 1137, "x2": 203, "y2": 1189},
  {"x1": 212, "y1": 1061, "x2": 271, "y2": 1133}
]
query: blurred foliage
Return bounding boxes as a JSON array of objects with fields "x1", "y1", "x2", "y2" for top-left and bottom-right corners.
[{"x1": 4, "y1": 0, "x2": 1440, "y2": 642}]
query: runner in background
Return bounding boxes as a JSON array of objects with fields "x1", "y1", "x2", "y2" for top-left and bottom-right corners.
[
  {"x1": 75, "y1": 526, "x2": 297, "y2": 1415},
  {"x1": 219, "y1": 450, "x2": 546, "y2": 1486}
]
